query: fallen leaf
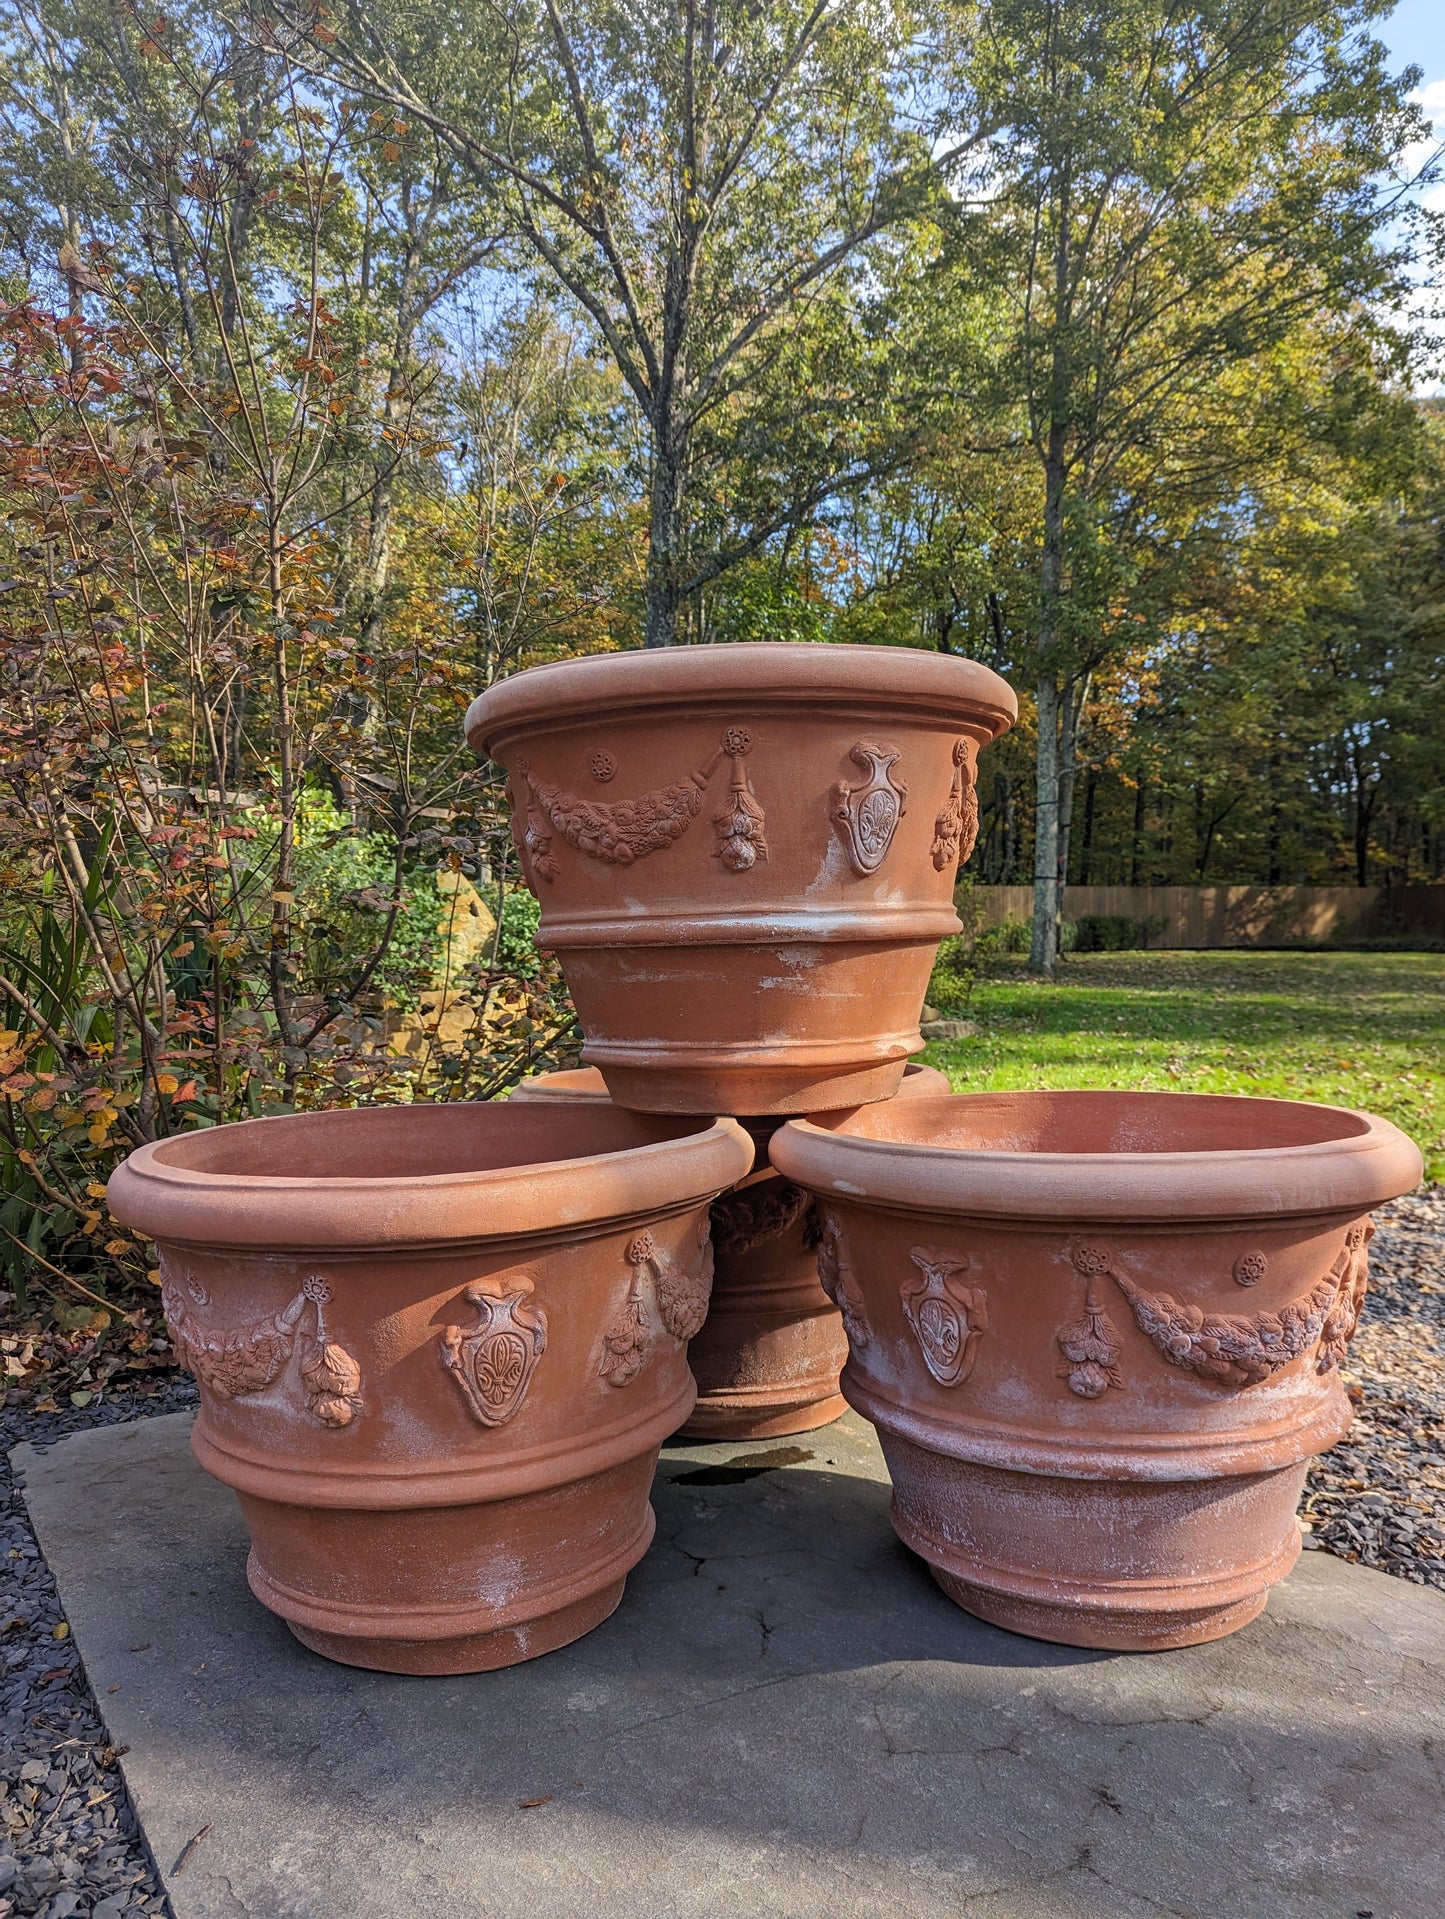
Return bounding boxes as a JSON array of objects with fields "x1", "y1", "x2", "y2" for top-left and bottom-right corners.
[
  {"x1": 53, "y1": 1621, "x2": 70, "y2": 1639},
  {"x1": 517, "y1": 1796, "x2": 553, "y2": 1809}
]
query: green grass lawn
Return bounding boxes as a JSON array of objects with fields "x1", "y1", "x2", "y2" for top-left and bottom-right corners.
[{"x1": 923, "y1": 950, "x2": 1445, "y2": 1183}]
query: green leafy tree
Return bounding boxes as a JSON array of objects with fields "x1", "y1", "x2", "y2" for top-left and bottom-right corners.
[
  {"x1": 954, "y1": 0, "x2": 1429, "y2": 969},
  {"x1": 303, "y1": 0, "x2": 991, "y2": 645}
]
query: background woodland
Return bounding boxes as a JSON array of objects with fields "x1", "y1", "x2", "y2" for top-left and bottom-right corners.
[{"x1": 0, "y1": 0, "x2": 1442, "y2": 1367}]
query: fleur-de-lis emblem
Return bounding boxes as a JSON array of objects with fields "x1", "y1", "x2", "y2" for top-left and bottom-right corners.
[
  {"x1": 901, "y1": 1247, "x2": 988, "y2": 1387},
  {"x1": 440, "y1": 1278, "x2": 548, "y2": 1427},
  {"x1": 831, "y1": 741, "x2": 906, "y2": 875}
]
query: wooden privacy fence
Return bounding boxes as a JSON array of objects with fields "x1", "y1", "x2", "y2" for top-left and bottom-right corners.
[{"x1": 959, "y1": 885, "x2": 1445, "y2": 948}]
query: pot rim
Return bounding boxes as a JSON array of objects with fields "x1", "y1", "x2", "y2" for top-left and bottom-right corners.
[
  {"x1": 770, "y1": 1088, "x2": 1422, "y2": 1222},
  {"x1": 466, "y1": 641, "x2": 1018, "y2": 759},
  {"x1": 108, "y1": 1103, "x2": 754, "y2": 1251}
]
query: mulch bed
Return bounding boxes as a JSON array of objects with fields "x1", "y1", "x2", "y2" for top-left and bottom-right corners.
[{"x1": 0, "y1": 1190, "x2": 1441, "y2": 1913}]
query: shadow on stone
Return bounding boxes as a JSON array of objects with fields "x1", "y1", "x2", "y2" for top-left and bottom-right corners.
[{"x1": 12, "y1": 1409, "x2": 1445, "y2": 1919}]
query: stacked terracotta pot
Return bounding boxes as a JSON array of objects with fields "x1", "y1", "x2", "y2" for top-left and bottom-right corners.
[
  {"x1": 771, "y1": 1090, "x2": 1420, "y2": 1648},
  {"x1": 476, "y1": 644, "x2": 1015, "y2": 1446},
  {"x1": 109, "y1": 640, "x2": 1422, "y2": 1670}
]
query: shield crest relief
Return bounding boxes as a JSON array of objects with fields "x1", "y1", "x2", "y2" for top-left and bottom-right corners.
[
  {"x1": 831, "y1": 741, "x2": 907, "y2": 875},
  {"x1": 901, "y1": 1248, "x2": 988, "y2": 1388},
  {"x1": 441, "y1": 1278, "x2": 548, "y2": 1427}
]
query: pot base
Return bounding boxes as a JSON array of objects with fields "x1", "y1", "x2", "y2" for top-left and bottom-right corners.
[
  {"x1": 240, "y1": 1460, "x2": 661, "y2": 1674},
  {"x1": 283, "y1": 1576, "x2": 629, "y2": 1675},
  {"x1": 591, "y1": 1054, "x2": 912, "y2": 1118},
  {"x1": 929, "y1": 1565, "x2": 1276, "y2": 1652},
  {"x1": 679, "y1": 1389, "x2": 847, "y2": 1442},
  {"x1": 880, "y1": 1431, "x2": 1308, "y2": 1651}
]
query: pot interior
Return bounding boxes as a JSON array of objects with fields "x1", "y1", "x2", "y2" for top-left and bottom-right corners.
[
  {"x1": 147, "y1": 1101, "x2": 719, "y2": 1183},
  {"x1": 820, "y1": 1089, "x2": 1371, "y2": 1157}
]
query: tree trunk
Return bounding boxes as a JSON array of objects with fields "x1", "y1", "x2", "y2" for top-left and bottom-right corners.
[
  {"x1": 1266, "y1": 742, "x2": 1283, "y2": 884},
  {"x1": 1077, "y1": 768, "x2": 1096, "y2": 883},
  {"x1": 1348, "y1": 740, "x2": 1377, "y2": 886},
  {"x1": 990, "y1": 769, "x2": 1017, "y2": 883},
  {"x1": 1030, "y1": 673, "x2": 1061, "y2": 974},
  {"x1": 220, "y1": 49, "x2": 264, "y2": 344},
  {"x1": 1056, "y1": 673, "x2": 1089, "y2": 900},
  {"x1": 1129, "y1": 775, "x2": 1147, "y2": 884},
  {"x1": 1029, "y1": 430, "x2": 1068, "y2": 974},
  {"x1": 1355, "y1": 788, "x2": 1374, "y2": 887},
  {"x1": 645, "y1": 427, "x2": 685, "y2": 648}
]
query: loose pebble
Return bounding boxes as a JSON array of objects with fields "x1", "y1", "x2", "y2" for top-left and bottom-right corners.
[
  {"x1": 1303, "y1": 1188, "x2": 1445, "y2": 1591},
  {"x1": 1, "y1": 1376, "x2": 196, "y2": 1916}
]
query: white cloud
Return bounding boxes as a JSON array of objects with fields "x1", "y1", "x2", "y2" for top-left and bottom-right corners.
[
  {"x1": 1404, "y1": 77, "x2": 1445, "y2": 213},
  {"x1": 1392, "y1": 79, "x2": 1445, "y2": 390}
]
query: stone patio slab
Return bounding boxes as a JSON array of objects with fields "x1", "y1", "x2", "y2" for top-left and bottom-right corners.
[{"x1": 13, "y1": 1410, "x2": 1445, "y2": 1919}]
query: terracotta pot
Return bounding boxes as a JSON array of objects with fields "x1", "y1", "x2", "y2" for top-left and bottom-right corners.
[
  {"x1": 466, "y1": 643, "x2": 1015, "y2": 1114},
  {"x1": 108, "y1": 1103, "x2": 752, "y2": 1673},
  {"x1": 772, "y1": 1091, "x2": 1421, "y2": 1650},
  {"x1": 511, "y1": 1063, "x2": 951, "y2": 1440}
]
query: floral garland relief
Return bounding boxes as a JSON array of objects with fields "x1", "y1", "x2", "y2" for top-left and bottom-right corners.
[
  {"x1": 511, "y1": 726, "x2": 766, "y2": 887},
  {"x1": 599, "y1": 1219, "x2": 715, "y2": 1388},
  {"x1": 930, "y1": 739, "x2": 979, "y2": 872},
  {"x1": 815, "y1": 1207, "x2": 872, "y2": 1351},
  {"x1": 1055, "y1": 1244, "x2": 1125, "y2": 1398},
  {"x1": 162, "y1": 1267, "x2": 362, "y2": 1428},
  {"x1": 1054, "y1": 1224, "x2": 1376, "y2": 1395},
  {"x1": 709, "y1": 1180, "x2": 816, "y2": 1257}
]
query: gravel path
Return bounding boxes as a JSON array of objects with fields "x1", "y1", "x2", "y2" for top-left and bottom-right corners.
[
  {"x1": 0, "y1": 1192, "x2": 1440, "y2": 1910},
  {"x1": 1302, "y1": 1186, "x2": 1445, "y2": 1588},
  {"x1": 1, "y1": 1381, "x2": 195, "y2": 1919}
]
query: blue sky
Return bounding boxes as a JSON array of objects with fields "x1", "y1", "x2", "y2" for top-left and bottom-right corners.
[
  {"x1": 1379, "y1": 0, "x2": 1445, "y2": 86},
  {"x1": 1379, "y1": 0, "x2": 1444, "y2": 192},
  {"x1": 1378, "y1": 2, "x2": 1444, "y2": 385}
]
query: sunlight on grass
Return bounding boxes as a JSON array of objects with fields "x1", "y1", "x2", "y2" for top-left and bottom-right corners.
[{"x1": 924, "y1": 951, "x2": 1445, "y2": 1182}]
